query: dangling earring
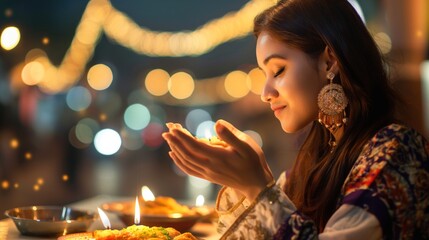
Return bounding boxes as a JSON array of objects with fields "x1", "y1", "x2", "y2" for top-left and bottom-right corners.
[{"x1": 317, "y1": 72, "x2": 348, "y2": 148}]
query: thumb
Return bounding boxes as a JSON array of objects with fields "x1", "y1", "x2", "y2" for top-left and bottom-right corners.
[{"x1": 215, "y1": 120, "x2": 251, "y2": 156}]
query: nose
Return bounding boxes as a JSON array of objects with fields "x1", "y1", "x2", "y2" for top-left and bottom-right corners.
[{"x1": 260, "y1": 80, "x2": 278, "y2": 103}]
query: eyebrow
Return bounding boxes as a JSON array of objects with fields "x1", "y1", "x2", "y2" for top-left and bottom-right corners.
[{"x1": 263, "y1": 54, "x2": 287, "y2": 65}]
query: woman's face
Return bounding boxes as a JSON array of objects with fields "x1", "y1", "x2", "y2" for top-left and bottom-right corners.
[{"x1": 256, "y1": 31, "x2": 326, "y2": 133}]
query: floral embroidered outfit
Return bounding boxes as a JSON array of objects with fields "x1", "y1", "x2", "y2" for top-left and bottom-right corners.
[{"x1": 216, "y1": 124, "x2": 429, "y2": 239}]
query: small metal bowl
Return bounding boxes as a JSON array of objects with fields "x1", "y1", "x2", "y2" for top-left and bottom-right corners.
[{"x1": 4, "y1": 206, "x2": 97, "y2": 237}]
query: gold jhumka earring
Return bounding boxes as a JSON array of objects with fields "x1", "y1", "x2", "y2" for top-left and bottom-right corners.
[{"x1": 317, "y1": 72, "x2": 348, "y2": 148}]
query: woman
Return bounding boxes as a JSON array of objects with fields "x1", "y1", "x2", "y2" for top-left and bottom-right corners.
[{"x1": 162, "y1": 0, "x2": 429, "y2": 239}]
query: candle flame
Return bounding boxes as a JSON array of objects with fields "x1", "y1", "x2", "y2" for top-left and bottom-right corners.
[
  {"x1": 204, "y1": 129, "x2": 212, "y2": 139},
  {"x1": 195, "y1": 195, "x2": 205, "y2": 207},
  {"x1": 97, "y1": 208, "x2": 111, "y2": 229},
  {"x1": 141, "y1": 186, "x2": 155, "y2": 201},
  {"x1": 134, "y1": 196, "x2": 140, "y2": 225}
]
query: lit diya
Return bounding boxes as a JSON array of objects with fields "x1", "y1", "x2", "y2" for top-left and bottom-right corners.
[
  {"x1": 166, "y1": 122, "x2": 228, "y2": 147},
  {"x1": 58, "y1": 208, "x2": 197, "y2": 240},
  {"x1": 100, "y1": 186, "x2": 207, "y2": 232}
]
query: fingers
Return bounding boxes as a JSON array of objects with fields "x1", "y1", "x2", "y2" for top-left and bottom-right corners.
[
  {"x1": 168, "y1": 151, "x2": 205, "y2": 179},
  {"x1": 215, "y1": 120, "x2": 255, "y2": 158}
]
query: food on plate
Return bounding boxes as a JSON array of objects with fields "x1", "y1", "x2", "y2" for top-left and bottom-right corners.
[
  {"x1": 140, "y1": 196, "x2": 197, "y2": 216},
  {"x1": 93, "y1": 225, "x2": 198, "y2": 240}
]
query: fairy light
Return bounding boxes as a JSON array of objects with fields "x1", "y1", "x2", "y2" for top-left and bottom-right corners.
[
  {"x1": 12, "y1": 0, "x2": 275, "y2": 94},
  {"x1": 10, "y1": 139, "x2": 19, "y2": 149},
  {"x1": 62, "y1": 174, "x2": 69, "y2": 181},
  {"x1": 42, "y1": 37, "x2": 50, "y2": 45},
  {"x1": 37, "y1": 178, "x2": 44, "y2": 185},
  {"x1": 25, "y1": 152, "x2": 32, "y2": 160},
  {"x1": 1, "y1": 26, "x2": 20, "y2": 50},
  {"x1": 1, "y1": 181, "x2": 10, "y2": 190}
]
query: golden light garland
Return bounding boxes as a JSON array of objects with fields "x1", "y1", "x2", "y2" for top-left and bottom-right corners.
[{"x1": 13, "y1": 0, "x2": 274, "y2": 95}]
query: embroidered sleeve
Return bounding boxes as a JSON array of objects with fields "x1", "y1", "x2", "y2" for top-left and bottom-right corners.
[
  {"x1": 341, "y1": 124, "x2": 429, "y2": 239},
  {"x1": 216, "y1": 124, "x2": 429, "y2": 240}
]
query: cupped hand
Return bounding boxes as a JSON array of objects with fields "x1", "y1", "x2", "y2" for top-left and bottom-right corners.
[{"x1": 162, "y1": 120, "x2": 274, "y2": 201}]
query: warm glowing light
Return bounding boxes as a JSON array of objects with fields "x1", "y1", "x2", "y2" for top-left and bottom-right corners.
[
  {"x1": 134, "y1": 196, "x2": 140, "y2": 225},
  {"x1": 62, "y1": 174, "x2": 69, "y2": 181},
  {"x1": 194, "y1": 194, "x2": 210, "y2": 215},
  {"x1": 97, "y1": 208, "x2": 111, "y2": 229},
  {"x1": 168, "y1": 72, "x2": 194, "y2": 99},
  {"x1": 141, "y1": 186, "x2": 155, "y2": 201},
  {"x1": 145, "y1": 69, "x2": 170, "y2": 96},
  {"x1": 13, "y1": 183, "x2": 19, "y2": 189},
  {"x1": 204, "y1": 129, "x2": 212, "y2": 139},
  {"x1": 224, "y1": 70, "x2": 249, "y2": 98},
  {"x1": 10, "y1": 139, "x2": 19, "y2": 149},
  {"x1": 87, "y1": 64, "x2": 113, "y2": 90},
  {"x1": 42, "y1": 37, "x2": 50, "y2": 45},
  {"x1": 195, "y1": 195, "x2": 205, "y2": 207},
  {"x1": 1, "y1": 180, "x2": 10, "y2": 189},
  {"x1": 196, "y1": 121, "x2": 216, "y2": 139},
  {"x1": 99, "y1": 113, "x2": 107, "y2": 121},
  {"x1": 22, "y1": 61, "x2": 45, "y2": 86},
  {"x1": 25, "y1": 152, "x2": 32, "y2": 160},
  {"x1": 247, "y1": 68, "x2": 265, "y2": 94},
  {"x1": 1, "y1": 26, "x2": 20, "y2": 50},
  {"x1": 33, "y1": 185, "x2": 40, "y2": 191},
  {"x1": 37, "y1": 178, "x2": 44, "y2": 185},
  {"x1": 374, "y1": 32, "x2": 392, "y2": 54}
]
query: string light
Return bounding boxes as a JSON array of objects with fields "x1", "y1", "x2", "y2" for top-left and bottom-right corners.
[{"x1": 13, "y1": 0, "x2": 275, "y2": 95}]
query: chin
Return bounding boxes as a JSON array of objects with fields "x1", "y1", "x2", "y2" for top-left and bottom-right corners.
[{"x1": 280, "y1": 121, "x2": 312, "y2": 133}]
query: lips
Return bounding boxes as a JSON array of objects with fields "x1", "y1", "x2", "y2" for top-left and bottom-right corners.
[{"x1": 271, "y1": 105, "x2": 286, "y2": 116}]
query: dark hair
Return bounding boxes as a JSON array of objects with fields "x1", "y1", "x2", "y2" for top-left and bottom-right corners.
[{"x1": 254, "y1": 0, "x2": 398, "y2": 231}]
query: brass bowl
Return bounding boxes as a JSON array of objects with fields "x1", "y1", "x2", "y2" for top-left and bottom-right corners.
[
  {"x1": 100, "y1": 200, "x2": 203, "y2": 232},
  {"x1": 4, "y1": 206, "x2": 97, "y2": 237}
]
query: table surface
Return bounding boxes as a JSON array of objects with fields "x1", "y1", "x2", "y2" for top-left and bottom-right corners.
[{"x1": 0, "y1": 195, "x2": 221, "y2": 240}]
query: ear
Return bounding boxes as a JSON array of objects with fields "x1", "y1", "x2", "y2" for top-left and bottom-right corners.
[{"x1": 319, "y1": 46, "x2": 339, "y2": 76}]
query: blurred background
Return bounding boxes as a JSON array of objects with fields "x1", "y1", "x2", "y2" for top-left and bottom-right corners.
[{"x1": 0, "y1": 0, "x2": 428, "y2": 218}]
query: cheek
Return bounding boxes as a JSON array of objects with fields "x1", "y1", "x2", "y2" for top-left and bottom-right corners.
[{"x1": 287, "y1": 72, "x2": 321, "y2": 126}]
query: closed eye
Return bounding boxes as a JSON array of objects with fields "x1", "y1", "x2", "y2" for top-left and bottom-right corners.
[{"x1": 274, "y1": 67, "x2": 285, "y2": 77}]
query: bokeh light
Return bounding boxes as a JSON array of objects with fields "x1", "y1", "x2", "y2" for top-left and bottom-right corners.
[
  {"x1": 124, "y1": 103, "x2": 150, "y2": 130},
  {"x1": 21, "y1": 61, "x2": 45, "y2": 86},
  {"x1": 145, "y1": 69, "x2": 170, "y2": 96},
  {"x1": 168, "y1": 72, "x2": 194, "y2": 99},
  {"x1": 87, "y1": 64, "x2": 113, "y2": 90},
  {"x1": 94, "y1": 128, "x2": 122, "y2": 155},
  {"x1": 1, "y1": 26, "x2": 20, "y2": 50},
  {"x1": 243, "y1": 130, "x2": 263, "y2": 147},
  {"x1": 247, "y1": 68, "x2": 265, "y2": 95},
  {"x1": 1, "y1": 180, "x2": 10, "y2": 190},
  {"x1": 10, "y1": 138, "x2": 19, "y2": 149},
  {"x1": 374, "y1": 32, "x2": 392, "y2": 54},
  {"x1": 66, "y1": 86, "x2": 92, "y2": 111},
  {"x1": 185, "y1": 109, "x2": 212, "y2": 135},
  {"x1": 142, "y1": 122, "x2": 164, "y2": 148},
  {"x1": 196, "y1": 120, "x2": 216, "y2": 139},
  {"x1": 224, "y1": 70, "x2": 249, "y2": 98},
  {"x1": 75, "y1": 122, "x2": 94, "y2": 144}
]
